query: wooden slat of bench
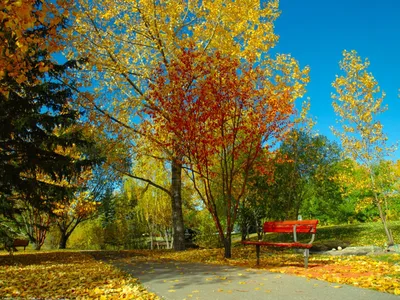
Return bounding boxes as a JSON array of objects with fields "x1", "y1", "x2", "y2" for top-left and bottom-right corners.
[
  {"x1": 263, "y1": 220, "x2": 318, "y2": 234},
  {"x1": 241, "y1": 240, "x2": 313, "y2": 249}
]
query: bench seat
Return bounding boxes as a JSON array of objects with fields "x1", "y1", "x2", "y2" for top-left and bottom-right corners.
[{"x1": 241, "y1": 240, "x2": 313, "y2": 249}]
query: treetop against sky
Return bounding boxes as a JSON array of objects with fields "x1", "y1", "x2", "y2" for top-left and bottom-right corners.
[
  {"x1": 64, "y1": 0, "x2": 400, "y2": 159},
  {"x1": 274, "y1": 0, "x2": 400, "y2": 159}
]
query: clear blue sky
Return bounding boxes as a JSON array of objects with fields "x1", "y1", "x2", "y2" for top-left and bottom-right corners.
[{"x1": 272, "y1": 0, "x2": 400, "y2": 160}]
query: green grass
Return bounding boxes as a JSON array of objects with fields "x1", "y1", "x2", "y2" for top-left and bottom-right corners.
[
  {"x1": 372, "y1": 253, "x2": 400, "y2": 265},
  {"x1": 313, "y1": 221, "x2": 400, "y2": 250},
  {"x1": 234, "y1": 221, "x2": 400, "y2": 251}
]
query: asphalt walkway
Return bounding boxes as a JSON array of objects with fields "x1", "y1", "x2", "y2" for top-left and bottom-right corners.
[{"x1": 111, "y1": 259, "x2": 399, "y2": 300}]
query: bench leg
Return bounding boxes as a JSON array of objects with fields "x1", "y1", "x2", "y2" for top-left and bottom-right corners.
[
  {"x1": 304, "y1": 249, "x2": 310, "y2": 268},
  {"x1": 256, "y1": 244, "x2": 260, "y2": 265}
]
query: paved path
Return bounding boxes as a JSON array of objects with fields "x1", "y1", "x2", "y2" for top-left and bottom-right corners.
[{"x1": 111, "y1": 259, "x2": 399, "y2": 300}]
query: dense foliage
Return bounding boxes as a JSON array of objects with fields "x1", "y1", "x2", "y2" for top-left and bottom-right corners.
[{"x1": 0, "y1": 1, "x2": 398, "y2": 256}]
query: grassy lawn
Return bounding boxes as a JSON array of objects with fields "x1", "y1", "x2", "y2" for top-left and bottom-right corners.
[{"x1": 313, "y1": 221, "x2": 400, "y2": 250}]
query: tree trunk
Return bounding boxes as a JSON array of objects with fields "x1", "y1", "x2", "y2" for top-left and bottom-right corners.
[
  {"x1": 171, "y1": 158, "x2": 185, "y2": 251},
  {"x1": 58, "y1": 232, "x2": 68, "y2": 249},
  {"x1": 223, "y1": 234, "x2": 232, "y2": 258},
  {"x1": 376, "y1": 201, "x2": 395, "y2": 246},
  {"x1": 370, "y1": 172, "x2": 395, "y2": 246},
  {"x1": 163, "y1": 228, "x2": 171, "y2": 249},
  {"x1": 34, "y1": 243, "x2": 41, "y2": 251},
  {"x1": 241, "y1": 227, "x2": 247, "y2": 241},
  {"x1": 149, "y1": 232, "x2": 154, "y2": 250}
]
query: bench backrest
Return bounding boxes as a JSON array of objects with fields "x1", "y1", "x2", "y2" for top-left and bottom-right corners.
[
  {"x1": 263, "y1": 220, "x2": 318, "y2": 234},
  {"x1": 13, "y1": 239, "x2": 29, "y2": 247}
]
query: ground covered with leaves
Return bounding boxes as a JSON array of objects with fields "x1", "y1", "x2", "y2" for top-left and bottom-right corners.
[
  {"x1": 1, "y1": 248, "x2": 399, "y2": 298},
  {"x1": 95, "y1": 248, "x2": 400, "y2": 295},
  {"x1": 0, "y1": 251, "x2": 159, "y2": 299}
]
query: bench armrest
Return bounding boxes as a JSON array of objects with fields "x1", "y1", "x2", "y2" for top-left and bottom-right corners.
[{"x1": 293, "y1": 224, "x2": 316, "y2": 245}]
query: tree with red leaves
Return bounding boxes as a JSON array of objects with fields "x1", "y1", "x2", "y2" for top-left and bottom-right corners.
[{"x1": 146, "y1": 48, "x2": 309, "y2": 257}]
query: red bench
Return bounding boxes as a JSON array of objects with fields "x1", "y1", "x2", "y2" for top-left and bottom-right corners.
[
  {"x1": 4, "y1": 239, "x2": 29, "y2": 253},
  {"x1": 12, "y1": 239, "x2": 29, "y2": 251},
  {"x1": 241, "y1": 220, "x2": 318, "y2": 268}
]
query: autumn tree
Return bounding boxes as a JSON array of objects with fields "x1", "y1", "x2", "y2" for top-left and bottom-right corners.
[
  {"x1": 54, "y1": 192, "x2": 99, "y2": 249},
  {"x1": 51, "y1": 153, "x2": 101, "y2": 249},
  {"x1": 124, "y1": 156, "x2": 173, "y2": 249},
  {"x1": 68, "y1": 0, "x2": 282, "y2": 251},
  {"x1": 0, "y1": 0, "x2": 99, "y2": 243},
  {"x1": 0, "y1": 0, "x2": 69, "y2": 92},
  {"x1": 334, "y1": 159, "x2": 400, "y2": 225},
  {"x1": 17, "y1": 200, "x2": 52, "y2": 250},
  {"x1": 147, "y1": 48, "x2": 309, "y2": 258},
  {"x1": 331, "y1": 50, "x2": 396, "y2": 245}
]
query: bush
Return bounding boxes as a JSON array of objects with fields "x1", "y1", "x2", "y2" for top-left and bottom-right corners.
[
  {"x1": 193, "y1": 211, "x2": 222, "y2": 248},
  {"x1": 68, "y1": 219, "x2": 105, "y2": 250}
]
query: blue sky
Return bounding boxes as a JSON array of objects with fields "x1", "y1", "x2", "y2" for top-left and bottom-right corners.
[{"x1": 272, "y1": 0, "x2": 400, "y2": 160}]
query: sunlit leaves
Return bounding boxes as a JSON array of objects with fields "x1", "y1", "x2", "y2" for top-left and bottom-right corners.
[
  {"x1": 0, "y1": 252, "x2": 158, "y2": 299},
  {"x1": 0, "y1": 0, "x2": 71, "y2": 95},
  {"x1": 331, "y1": 50, "x2": 397, "y2": 244},
  {"x1": 124, "y1": 155, "x2": 173, "y2": 247},
  {"x1": 146, "y1": 48, "x2": 308, "y2": 174},
  {"x1": 331, "y1": 50, "x2": 394, "y2": 164},
  {"x1": 66, "y1": 0, "x2": 284, "y2": 145},
  {"x1": 145, "y1": 47, "x2": 308, "y2": 256}
]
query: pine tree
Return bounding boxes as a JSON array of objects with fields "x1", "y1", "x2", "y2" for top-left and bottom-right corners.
[{"x1": 0, "y1": 1, "x2": 100, "y2": 235}]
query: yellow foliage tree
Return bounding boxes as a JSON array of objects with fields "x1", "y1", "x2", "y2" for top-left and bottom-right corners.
[
  {"x1": 0, "y1": 0, "x2": 71, "y2": 94},
  {"x1": 124, "y1": 155, "x2": 173, "y2": 249},
  {"x1": 67, "y1": 0, "x2": 307, "y2": 251},
  {"x1": 50, "y1": 143, "x2": 100, "y2": 249},
  {"x1": 331, "y1": 50, "x2": 396, "y2": 245}
]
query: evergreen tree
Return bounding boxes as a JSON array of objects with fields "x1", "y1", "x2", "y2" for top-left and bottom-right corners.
[{"x1": 0, "y1": 1, "x2": 100, "y2": 240}]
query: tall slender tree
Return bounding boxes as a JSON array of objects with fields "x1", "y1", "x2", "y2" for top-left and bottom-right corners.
[{"x1": 331, "y1": 50, "x2": 396, "y2": 245}]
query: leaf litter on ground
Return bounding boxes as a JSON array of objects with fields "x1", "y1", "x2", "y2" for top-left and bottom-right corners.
[
  {"x1": 0, "y1": 251, "x2": 159, "y2": 299},
  {"x1": 1, "y1": 248, "x2": 399, "y2": 298}
]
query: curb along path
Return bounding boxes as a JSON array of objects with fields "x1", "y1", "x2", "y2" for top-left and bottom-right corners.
[{"x1": 110, "y1": 259, "x2": 399, "y2": 300}]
